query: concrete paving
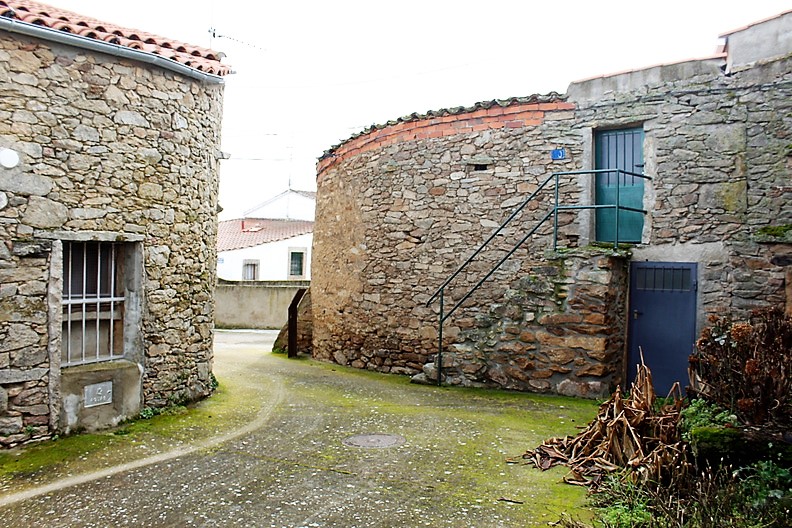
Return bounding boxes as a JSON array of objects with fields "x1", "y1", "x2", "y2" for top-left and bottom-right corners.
[{"x1": 0, "y1": 330, "x2": 596, "y2": 527}]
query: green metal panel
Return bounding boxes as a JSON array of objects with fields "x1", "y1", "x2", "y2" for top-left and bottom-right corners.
[{"x1": 595, "y1": 128, "x2": 644, "y2": 243}]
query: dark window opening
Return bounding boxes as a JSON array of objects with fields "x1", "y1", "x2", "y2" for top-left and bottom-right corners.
[
  {"x1": 634, "y1": 266, "x2": 693, "y2": 292},
  {"x1": 242, "y1": 260, "x2": 259, "y2": 280},
  {"x1": 289, "y1": 251, "x2": 305, "y2": 277}
]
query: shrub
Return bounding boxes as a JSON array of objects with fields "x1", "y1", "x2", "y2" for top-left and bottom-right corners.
[
  {"x1": 690, "y1": 306, "x2": 792, "y2": 426},
  {"x1": 586, "y1": 462, "x2": 791, "y2": 528},
  {"x1": 738, "y1": 459, "x2": 792, "y2": 515},
  {"x1": 679, "y1": 399, "x2": 743, "y2": 462},
  {"x1": 590, "y1": 477, "x2": 654, "y2": 528},
  {"x1": 138, "y1": 407, "x2": 158, "y2": 420},
  {"x1": 679, "y1": 398, "x2": 739, "y2": 442}
]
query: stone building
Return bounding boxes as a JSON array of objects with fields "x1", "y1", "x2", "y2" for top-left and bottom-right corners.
[
  {"x1": 312, "y1": 11, "x2": 792, "y2": 397},
  {"x1": 0, "y1": 1, "x2": 229, "y2": 447}
]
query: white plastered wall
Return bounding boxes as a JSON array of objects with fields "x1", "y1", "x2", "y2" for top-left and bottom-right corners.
[{"x1": 217, "y1": 233, "x2": 313, "y2": 281}]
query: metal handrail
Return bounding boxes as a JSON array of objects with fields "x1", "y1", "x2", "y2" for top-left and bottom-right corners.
[
  {"x1": 426, "y1": 172, "x2": 557, "y2": 306},
  {"x1": 426, "y1": 168, "x2": 651, "y2": 386}
]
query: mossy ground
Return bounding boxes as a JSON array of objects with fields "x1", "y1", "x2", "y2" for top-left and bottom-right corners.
[
  {"x1": 0, "y1": 336, "x2": 599, "y2": 524},
  {"x1": 267, "y1": 355, "x2": 598, "y2": 524},
  {"x1": 0, "y1": 342, "x2": 271, "y2": 495}
]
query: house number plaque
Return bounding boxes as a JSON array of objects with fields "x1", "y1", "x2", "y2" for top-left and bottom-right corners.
[{"x1": 84, "y1": 381, "x2": 113, "y2": 408}]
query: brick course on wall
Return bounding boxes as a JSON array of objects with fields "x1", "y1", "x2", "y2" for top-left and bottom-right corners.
[
  {"x1": 318, "y1": 96, "x2": 575, "y2": 175},
  {"x1": 0, "y1": 32, "x2": 223, "y2": 446}
]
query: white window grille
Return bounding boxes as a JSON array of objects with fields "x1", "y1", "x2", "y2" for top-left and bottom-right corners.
[
  {"x1": 242, "y1": 259, "x2": 259, "y2": 280},
  {"x1": 62, "y1": 241, "x2": 125, "y2": 366}
]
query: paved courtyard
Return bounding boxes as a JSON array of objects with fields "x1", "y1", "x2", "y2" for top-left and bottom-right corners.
[{"x1": 0, "y1": 330, "x2": 596, "y2": 527}]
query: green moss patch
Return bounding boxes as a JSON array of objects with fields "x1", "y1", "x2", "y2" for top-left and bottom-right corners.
[{"x1": 755, "y1": 224, "x2": 792, "y2": 242}]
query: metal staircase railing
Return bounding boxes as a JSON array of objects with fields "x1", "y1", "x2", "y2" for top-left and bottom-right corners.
[{"x1": 425, "y1": 168, "x2": 651, "y2": 386}]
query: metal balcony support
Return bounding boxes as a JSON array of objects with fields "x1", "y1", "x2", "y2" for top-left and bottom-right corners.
[{"x1": 436, "y1": 288, "x2": 444, "y2": 386}]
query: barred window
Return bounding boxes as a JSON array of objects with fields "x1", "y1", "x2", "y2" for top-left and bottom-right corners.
[
  {"x1": 62, "y1": 241, "x2": 125, "y2": 366},
  {"x1": 289, "y1": 251, "x2": 305, "y2": 278}
]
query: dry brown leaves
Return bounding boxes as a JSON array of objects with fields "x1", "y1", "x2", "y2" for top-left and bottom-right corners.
[{"x1": 515, "y1": 362, "x2": 691, "y2": 488}]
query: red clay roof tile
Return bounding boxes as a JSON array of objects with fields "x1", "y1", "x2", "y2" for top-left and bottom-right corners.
[
  {"x1": 0, "y1": 0, "x2": 231, "y2": 76},
  {"x1": 218, "y1": 219, "x2": 314, "y2": 252}
]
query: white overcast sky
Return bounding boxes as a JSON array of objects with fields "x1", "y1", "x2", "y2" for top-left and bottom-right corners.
[{"x1": 50, "y1": 1, "x2": 791, "y2": 219}]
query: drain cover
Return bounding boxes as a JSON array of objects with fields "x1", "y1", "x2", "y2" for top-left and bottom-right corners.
[{"x1": 342, "y1": 433, "x2": 406, "y2": 448}]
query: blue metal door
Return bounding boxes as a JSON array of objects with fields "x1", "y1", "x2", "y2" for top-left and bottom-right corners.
[
  {"x1": 595, "y1": 128, "x2": 644, "y2": 243},
  {"x1": 627, "y1": 262, "x2": 697, "y2": 395}
]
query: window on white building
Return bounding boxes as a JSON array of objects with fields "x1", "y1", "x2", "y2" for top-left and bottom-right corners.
[
  {"x1": 62, "y1": 241, "x2": 126, "y2": 366},
  {"x1": 288, "y1": 249, "x2": 306, "y2": 279},
  {"x1": 242, "y1": 259, "x2": 259, "y2": 280}
]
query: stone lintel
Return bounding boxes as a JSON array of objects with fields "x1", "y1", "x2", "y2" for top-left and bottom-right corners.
[{"x1": 34, "y1": 230, "x2": 145, "y2": 242}]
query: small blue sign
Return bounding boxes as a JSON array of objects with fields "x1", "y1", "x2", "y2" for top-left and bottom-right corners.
[{"x1": 551, "y1": 148, "x2": 566, "y2": 160}]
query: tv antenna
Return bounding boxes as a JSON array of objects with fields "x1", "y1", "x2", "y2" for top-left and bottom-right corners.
[{"x1": 208, "y1": 28, "x2": 265, "y2": 51}]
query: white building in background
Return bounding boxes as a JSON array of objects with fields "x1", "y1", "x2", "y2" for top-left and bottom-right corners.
[{"x1": 217, "y1": 190, "x2": 315, "y2": 281}]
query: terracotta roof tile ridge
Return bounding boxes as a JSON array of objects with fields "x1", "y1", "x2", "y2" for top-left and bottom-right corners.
[
  {"x1": 319, "y1": 92, "x2": 565, "y2": 160},
  {"x1": 0, "y1": 0, "x2": 230, "y2": 76}
]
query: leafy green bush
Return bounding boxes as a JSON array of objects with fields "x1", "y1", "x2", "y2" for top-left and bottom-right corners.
[
  {"x1": 138, "y1": 407, "x2": 158, "y2": 420},
  {"x1": 599, "y1": 504, "x2": 653, "y2": 528},
  {"x1": 738, "y1": 459, "x2": 792, "y2": 515},
  {"x1": 679, "y1": 398, "x2": 739, "y2": 442}
]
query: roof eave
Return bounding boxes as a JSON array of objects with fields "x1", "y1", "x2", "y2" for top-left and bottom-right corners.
[{"x1": 0, "y1": 15, "x2": 225, "y2": 84}]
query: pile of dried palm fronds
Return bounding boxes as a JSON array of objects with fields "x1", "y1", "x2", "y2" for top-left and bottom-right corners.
[{"x1": 515, "y1": 362, "x2": 691, "y2": 488}]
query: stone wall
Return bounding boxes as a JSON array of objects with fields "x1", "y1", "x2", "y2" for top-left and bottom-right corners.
[
  {"x1": 0, "y1": 241, "x2": 52, "y2": 443},
  {"x1": 313, "y1": 53, "x2": 790, "y2": 395},
  {"x1": 0, "y1": 32, "x2": 223, "y2": 446},
  {"x1": 419, "y1": 249, "x2": 628, "y2": 398},
  {"x1": 569, "y1": 55, "x2": 792, "y2": 321}
]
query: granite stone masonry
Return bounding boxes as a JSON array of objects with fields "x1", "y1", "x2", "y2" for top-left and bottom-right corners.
[
  {"x1": 0, "y1": 19, "x2": 225, "y2": 446},
  {"x1": 313, "y1": 13, "x2": 791, "y2": 396}
]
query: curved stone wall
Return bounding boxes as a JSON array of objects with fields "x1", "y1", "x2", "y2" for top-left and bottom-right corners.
[
  {"x1": 0, "y1": 32, "x2": 222, "y2": 445},
  {"x1": 312, "y1": 96, "x2": 627, "y2": 394}
]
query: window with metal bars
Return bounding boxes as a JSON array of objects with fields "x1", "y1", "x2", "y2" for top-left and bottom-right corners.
[{"x1": 62, "y1": 241, "x2": 125, "y2": 366}]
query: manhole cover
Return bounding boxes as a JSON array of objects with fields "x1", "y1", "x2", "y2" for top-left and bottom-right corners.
[{"x1": 342, "y1": 433, "x2": 406, "y2": 448}]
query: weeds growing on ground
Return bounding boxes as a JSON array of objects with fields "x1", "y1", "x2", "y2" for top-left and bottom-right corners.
[
  {"x1": 545, "y1": 306, "x2": 792, "y2": 528},
  {"x1": 581, "y1": 458, "x2": 792, "y2": 528}
]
